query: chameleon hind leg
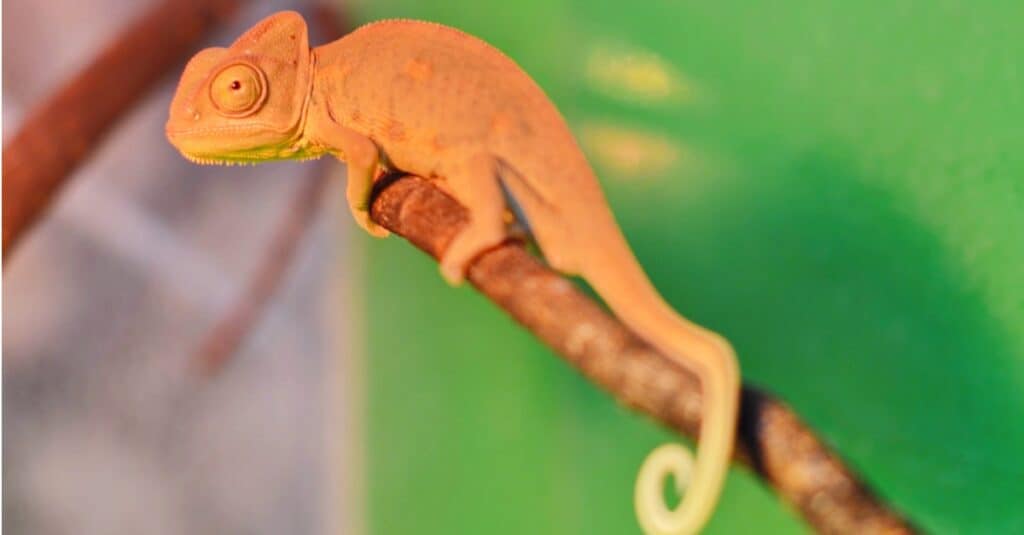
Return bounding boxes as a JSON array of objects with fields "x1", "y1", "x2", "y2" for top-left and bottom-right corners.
[
  {"x1": 436, "y1": 152, "x2": 508, "y2": 284},
  {"x1": 492, "y1": 161, "x2": 581, "y2": 276}
]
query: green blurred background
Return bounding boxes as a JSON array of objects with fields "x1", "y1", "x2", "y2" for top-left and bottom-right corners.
[{"x1": 353, "y1": 1, "x2": 1024, "y2": 533}]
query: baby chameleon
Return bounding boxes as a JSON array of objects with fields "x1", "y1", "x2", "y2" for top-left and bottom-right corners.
[{"x1": 166, "y1": 11, "x2": 740, "y2": 534}]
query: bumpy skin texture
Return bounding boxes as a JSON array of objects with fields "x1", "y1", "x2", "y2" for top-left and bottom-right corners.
[{"x1": 166, "y1": 12, "x2": 740, "y2": 534}]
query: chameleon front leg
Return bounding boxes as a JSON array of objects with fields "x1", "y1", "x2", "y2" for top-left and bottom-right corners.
[{"x1": 320, "y1": 121, "x2": 389, "y2": 238}]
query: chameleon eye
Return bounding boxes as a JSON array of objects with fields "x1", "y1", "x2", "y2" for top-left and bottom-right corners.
[{"x1": 209, "y1": 62, "x2": 267, "y2": 117}]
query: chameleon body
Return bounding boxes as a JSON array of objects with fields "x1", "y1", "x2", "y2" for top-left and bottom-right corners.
[{"x1": 166, "y1": 12, "x2": 740, "y2": 534}]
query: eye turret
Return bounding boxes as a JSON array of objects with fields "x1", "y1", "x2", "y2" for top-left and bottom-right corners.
[{"x1": 209, "y1": 62, "x2": 267, "y2": 117}]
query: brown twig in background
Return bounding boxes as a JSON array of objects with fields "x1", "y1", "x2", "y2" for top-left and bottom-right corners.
[
  {"x1": 370, "y1": 174, "x2": 918, "y2": 535},
  {"x1": 2, "y1": 0, "x2": 240, "y2": 261},
  {"x1": 192, "y1": 166, "x2": 331, "y2": 375}
]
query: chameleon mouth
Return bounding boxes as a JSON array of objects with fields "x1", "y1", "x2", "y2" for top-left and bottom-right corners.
[
  {"x1": 167, "y1": 123, "x2": 321, "y2": 165},
  {"x1": 180, "y1": 152, "x2": 259, "y2": 166},
  {"x1": 177, "y1": 148, "x2": 324, "y2": 166}
]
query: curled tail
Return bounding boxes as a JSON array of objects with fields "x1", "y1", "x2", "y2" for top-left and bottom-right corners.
[
  {"x1": 579, "y1": 223, "x2": 740, "y2": 535},
  {"x1": 496, "y1": 153, "x2": 739, "y2": 533}
]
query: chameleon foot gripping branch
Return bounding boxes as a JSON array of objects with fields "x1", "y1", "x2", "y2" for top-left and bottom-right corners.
[{"x1": 167, "y1": 11, "x2": 742, "y2": 533}]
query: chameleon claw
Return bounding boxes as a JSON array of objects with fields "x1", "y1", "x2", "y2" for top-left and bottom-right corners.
[
  {"x1": 438, "y1": 256, "x2": 468, "y2": 286},
  {"x1": 355, "y1": 210, "x2": 390, "y2": 238}
]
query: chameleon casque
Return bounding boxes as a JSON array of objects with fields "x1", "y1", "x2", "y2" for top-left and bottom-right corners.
[{"x1": 166, "y1": 11, "x2": 740, "y2": 534}]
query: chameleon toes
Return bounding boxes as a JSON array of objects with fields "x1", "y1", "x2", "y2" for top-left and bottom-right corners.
[{"x1": 355, "y1": 209, "x2": 390, "y2": 238}]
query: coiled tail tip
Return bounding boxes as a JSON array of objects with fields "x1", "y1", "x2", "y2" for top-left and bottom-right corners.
[{"x1": 635, "y1": 442, "x2": 716, "y2": 535}]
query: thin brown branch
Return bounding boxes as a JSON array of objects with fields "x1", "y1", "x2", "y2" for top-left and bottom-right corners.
[
  {"x1": 369, "y1": 173, "x2": 917, "y2": 535},
  {"x1": 193, "y1": 165, "x2": 331, "y2": 375},
  {"x1": 2, "y1": 0, "x2": 240, "y2": 261}
]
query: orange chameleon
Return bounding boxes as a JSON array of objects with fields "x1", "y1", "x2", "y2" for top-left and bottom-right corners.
[{"x1": 166, "y1": 11, "x2": 740, "y2": 534}]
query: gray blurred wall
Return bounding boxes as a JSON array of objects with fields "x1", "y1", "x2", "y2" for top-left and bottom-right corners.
[{"x1": 3, "y1": 1, "x2": 360, "y2": 533}]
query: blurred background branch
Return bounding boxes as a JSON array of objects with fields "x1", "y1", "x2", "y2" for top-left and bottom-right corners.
[
  {"x1": 2, "y1": 0, "x2": 241, "y2": 260},
  {"x1": 193, "y1": 165, "x2": 331, "y2": 375},
  {"x1": 369, "y1": 174, "x2": 918, "y2": 535},
  {"x1": 3, "y1": 1, "x2": 347, "y2": 533}
]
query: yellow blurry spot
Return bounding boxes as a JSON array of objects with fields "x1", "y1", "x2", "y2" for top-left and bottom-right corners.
[
  {"x1": 579, "y1": 122, "x2": 684, "y2": 180},
  {"x1": 585, "y1": 42, "x2": 696, "y2": 104}
]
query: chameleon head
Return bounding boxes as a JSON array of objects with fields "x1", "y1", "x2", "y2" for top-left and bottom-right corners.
[{"x1": 165, "y1": 11, "x2": 313, "y2": 164}]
